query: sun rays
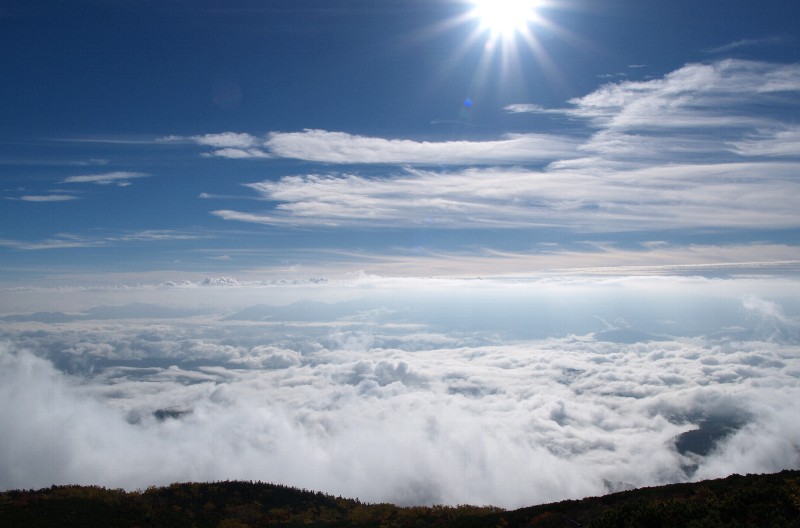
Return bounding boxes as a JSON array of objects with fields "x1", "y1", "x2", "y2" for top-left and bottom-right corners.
[{"x1": 469, "y1": 0, "x2": 544, "y2": 41}]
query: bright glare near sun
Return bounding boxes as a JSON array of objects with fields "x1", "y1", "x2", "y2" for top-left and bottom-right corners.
[
  {"x1": 470, "y1": 0, "x2": 541, "y2": 39},
  {"x1": 425, "y1": 0, "x2": 562, "y2": 99}
]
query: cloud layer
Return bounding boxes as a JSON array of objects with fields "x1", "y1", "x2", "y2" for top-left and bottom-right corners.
[{"x1": 1, "y1": 277, "x2": 799, "y2": 507}]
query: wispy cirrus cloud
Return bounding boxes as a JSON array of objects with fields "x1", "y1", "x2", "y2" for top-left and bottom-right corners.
[
  {"x1": 183, "y1": 132, "x2": 259, "y2": 148},
  {"x1": 159, "y1": 133, "x2": 271, "y2": 159},
  {"x1": 0, "y1": 234, "x2": 99, "y2": 250},
  {"x1": 108, "y1": 230, "x2": 206, "y2": 243},
  {"x1": 0, "y1": 230, "x2": 206, "y2": 251},
  {"x1": 243, "y1": 243, "x2": 800, "y2": 279},
  {"x1": 390, "y1": 243, "x2": 800, "y2": 278},
  {"x1": 506, "y1": 60, "x2": 800, "y2": 161},
  {"x1": 213, "y1": 160, "x2": 800, "y2": 231},
  {"x1": 264, "y1": 129, "x2": 580, "y2": 164},
  {"x1": 164, "y1": 129, "x2": 580, "y2": 164},
  {"x1": 203, "y1": 147, "x2": 272, "y2": 159},
  {"x1": 172, "y1": 61, "x2": 800, "y2": 168},
  {"x1": 13, "y1": 195, "x2": 79, "y2": 202},
  {"x1": 728, "y1": 126, "x2": 800, "y2": 157},
  {"x1": 706, "y1": 36, "x2": 792, "y2": 54},
  {"x1": 182, "y1": 61, "x2": 800, "y2": 237},
  {"x1": 62, "y1": 171, "x2": 148, "y2": 186},
  {"x1": 504, "y1": 103, "x2": 552, "y2": 114},
  {"x1": 567, "y1": 60, "x2": 800, "y2": 131}
]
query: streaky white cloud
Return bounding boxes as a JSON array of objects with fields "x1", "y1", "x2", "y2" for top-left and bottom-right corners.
[
  {"x1": 508, "y1": 60, "x2": 800, "y2": 161},
  {"x1": 170, "y1": 62, "x2": 798, "y2": 172},
  {"x1": 0, "y1": 229, "x2": 205, "y2": 251},
  {"x1": 109, "y1": 230, "x2": 206, "y2": 242},
  {"x1": 202, "y1": 148, "x2": 271, "y2": 159},
  {"x1": 706, "y1": 36, "x2": 791, "y2": 54},
  {"x1": 160, "y1": 132, "x2": 259, "y2": 148},
  {"x1": 728, "y1": 126, "x2": 800, "y2": 157},
  {"x1": 0, "y1": 234, "x2": 98, "y2": 250},
  {"x1": 15, "y1": 195, "x2": 78, "y2": 202},
  {"x1": 214, "y1": 160, "x2": 800, "y2": 231},
  {"x1": 165, "y1": 128, "x2": 579, "y2": 164},
  {"x1": 296, "y1": 245, "x2": 800, "y2": 281},
  {"x1": 263, "y1": 129, "x2": 580, "y2": 164},
  {"x1": 69, "y1": 158, "x2": 109, "y2": 167},
  {"x1": 199, "y1": 61, "x2": 800, "y2": 233},
  {"x1": 212, "y1": 209, "x2": 281, "y2": 225},
  {"x1": 62, "y1": 171, "x2": 148, "y2": 186},
  {"x1": 568, "y1": 60, "x2": 800, "y2": 129},
  {"x1": 503, "y1": 103, "x2": 562, "y2": 114},
  {"x1": 160, "y1": 132, "x2": 271, "y2": 159}
]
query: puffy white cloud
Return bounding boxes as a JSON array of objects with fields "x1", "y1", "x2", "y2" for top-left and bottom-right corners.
[
  {"x1": 1, "y1": 279, "x2": 799, "y2": 507},
  {"x1": 2, "y1": 327, "x2": 798, "y2": 506},
  {"x1": 200, "y1": 276, "x2": 241, "y2": 287}
]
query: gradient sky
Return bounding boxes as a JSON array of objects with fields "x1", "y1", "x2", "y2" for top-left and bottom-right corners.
[{"x1": 1, "y1": 0, "x2": 799, "y2": 284}]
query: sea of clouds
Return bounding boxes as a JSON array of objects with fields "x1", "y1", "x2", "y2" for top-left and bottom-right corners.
[{"x1": 1, "y1": 275, "x2": 799, "y2": 508}]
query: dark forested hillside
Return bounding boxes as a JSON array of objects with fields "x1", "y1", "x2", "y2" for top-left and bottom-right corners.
[{"x1": 1, "y1": 471, "x2": 799, "y2": 528}]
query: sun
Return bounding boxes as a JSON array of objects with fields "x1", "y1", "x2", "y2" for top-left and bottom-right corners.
[
  {"x1": 423, "y1": 0, "x2": 562, "y2": 95},
  {"x1": 470, "y1": 0, "x2": 542, "y2": 39}
]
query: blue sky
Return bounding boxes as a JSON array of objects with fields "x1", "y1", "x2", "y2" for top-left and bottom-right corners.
[
  {"x1": 2, "y1": 0, "x2": 800, "y2": 507},
  {"x1": 2, "y1": 0, "x2": 799, "y2": 283}
]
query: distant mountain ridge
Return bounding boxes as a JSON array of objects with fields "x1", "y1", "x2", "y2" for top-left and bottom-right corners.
[{"x1": 1, "y1": 470, "x2": 799, "y2": 527}]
